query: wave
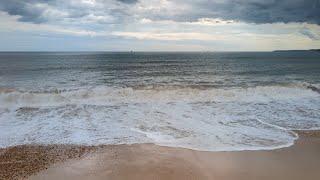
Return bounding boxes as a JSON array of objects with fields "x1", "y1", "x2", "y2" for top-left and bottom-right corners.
[
  {"x1": 0, "y1": 83, "x2": 319, "y2": 151},
  {"x1": 1, "y1": 83, "x2": 319, "y2": 108},
  {"x1": 305, "y1": 84, "x2": 320, "y2": 94}
]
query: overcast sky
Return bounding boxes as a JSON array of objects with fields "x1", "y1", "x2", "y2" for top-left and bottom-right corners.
[{"x1": 0, "y1": 0, "x2": 319, "y2": 51}]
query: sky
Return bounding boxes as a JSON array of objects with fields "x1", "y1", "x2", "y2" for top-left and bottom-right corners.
[{"x1": 0, "y1": 0, "x2": 319, "y2": 51}]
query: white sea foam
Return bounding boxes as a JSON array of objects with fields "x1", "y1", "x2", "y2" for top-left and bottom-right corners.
[
  {"x1": 0, "y1": 84, "x2": 319, "y2": 151},
  {"x1": 0, "y1": 84, "x2": 318, "y2": 107}
]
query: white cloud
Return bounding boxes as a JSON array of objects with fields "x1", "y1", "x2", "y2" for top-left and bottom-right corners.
[{"x1": 111, "y1": 31, "x2": 224, "y2": 41}]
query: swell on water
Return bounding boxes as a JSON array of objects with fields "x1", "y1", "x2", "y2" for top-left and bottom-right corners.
[
  {"x1": 0, "y1": 82, "x2": 319, "y2": 151},
  {"x1": 1, "y1": 82, "x2": 319, "y2": 107}
]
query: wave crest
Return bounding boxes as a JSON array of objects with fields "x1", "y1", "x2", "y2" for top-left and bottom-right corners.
[
  {"x1": 0, "y1": 83, "x2": 319, "y2": 150},
  {"x1": 1, "y1": 83, "x2": 319, "y2": 108}
]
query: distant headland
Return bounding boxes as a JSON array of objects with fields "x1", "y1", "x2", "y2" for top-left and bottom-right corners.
[{"x1": 273, "y1": 49, "x2": 320, "y2": 52}]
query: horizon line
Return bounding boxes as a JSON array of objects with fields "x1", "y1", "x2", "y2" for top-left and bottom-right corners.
[{"x1": 0, "y1": 49, "x2": 318, "y2": 53}]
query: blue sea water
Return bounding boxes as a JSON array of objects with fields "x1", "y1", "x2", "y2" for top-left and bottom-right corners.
[{"x1": 0, "y1": 51, "x2": 319, "y2": 151}]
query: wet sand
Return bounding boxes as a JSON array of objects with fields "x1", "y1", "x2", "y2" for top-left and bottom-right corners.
[{"x1": 1, "y1": 131, "x2": 320, "y2": 180}]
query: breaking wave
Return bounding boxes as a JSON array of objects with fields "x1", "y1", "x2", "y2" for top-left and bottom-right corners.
[
  {"x1": 0, "y1": 83, "x2": 319, "y2": 151},
  {"x1": 1, "y1": 83, "x2": 319, "y2": 108}
]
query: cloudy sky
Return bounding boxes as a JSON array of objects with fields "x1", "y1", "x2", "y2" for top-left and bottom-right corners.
[{"x1": 0, "y1": 0, "x2": 319, "y2": 51}]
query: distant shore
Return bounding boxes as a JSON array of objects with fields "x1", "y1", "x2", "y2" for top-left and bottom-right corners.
[
  {"x1": 1, "y1": 130, "x2": 320, "y2": 180},
  {"x1": 273, "y1": 49, "x2": 320, "y2": 52}
]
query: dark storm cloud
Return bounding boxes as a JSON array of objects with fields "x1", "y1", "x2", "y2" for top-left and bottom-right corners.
[
  {"x1": 142, "y1": 0, "x2": 320, "y2": 25},
  {"x1": 217, "y1": 0, "x2": 320, "y2": 24},
  {"x1": 0, "y1": 0, "x2": 137, "y2": 24},
  {"x1": 0, "y1": 0, "x2": 319, "y2": 25},
  {"x1": 0, "y1": 0, "x2": 55, "y2": 23},
  {"x1": 172, "y1": 0, "x2": 320, "y2": 24}
]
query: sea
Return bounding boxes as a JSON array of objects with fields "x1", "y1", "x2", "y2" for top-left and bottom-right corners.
[{"x1": 0, "y1": 51, "x2": 319, "y2": 151}]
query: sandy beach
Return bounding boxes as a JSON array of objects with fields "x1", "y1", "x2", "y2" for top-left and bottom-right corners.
[{"x1": 0, "y1": 130, "x2": 319, "y2": 180}]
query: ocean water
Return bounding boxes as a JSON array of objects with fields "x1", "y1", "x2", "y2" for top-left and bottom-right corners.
[{"x1": 0, "y1": 51, "x2": 319, "y2": 151}]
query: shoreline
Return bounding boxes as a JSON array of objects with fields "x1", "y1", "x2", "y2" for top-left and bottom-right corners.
[{"x1": 1, "y1": 130, "x2": 320, "y2": 180}]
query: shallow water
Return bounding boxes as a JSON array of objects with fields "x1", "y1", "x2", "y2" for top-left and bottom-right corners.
[{"x1": 0, "y1": 52, "x2": 319, "y2": 151}]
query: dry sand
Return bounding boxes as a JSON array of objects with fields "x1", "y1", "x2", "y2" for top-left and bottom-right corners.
[
  {"x1": 1, "y1": 131, "x2": 320, "y2": 180},
  {"x1": 0, "y1": 145, "x2": 97, "y2": 180}
]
